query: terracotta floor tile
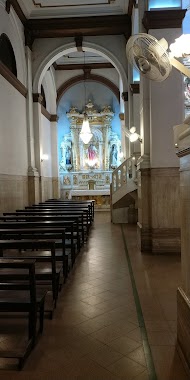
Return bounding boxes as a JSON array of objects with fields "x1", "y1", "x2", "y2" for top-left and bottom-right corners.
[
  {"x1": 0, "y1": 213, "x2": 187, "y2": 380},
  {"x1": 109, "y1": 336, "x2": 141, "y2": 355},
  {"x1": 108, "y1": 356, "x2": 146, "y2": 379}
]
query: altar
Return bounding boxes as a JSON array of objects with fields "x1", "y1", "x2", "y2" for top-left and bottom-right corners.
[
  {"x1": 59, "y1": 101, "x2": 121, "y2": 210},
  {"x1": 69, "y1": 189, "x2": 110, "y2": 209}
]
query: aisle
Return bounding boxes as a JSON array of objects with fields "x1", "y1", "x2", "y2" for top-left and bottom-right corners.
[{"x1": 0, "y1": 213, "x2": 153, "y2": 379}]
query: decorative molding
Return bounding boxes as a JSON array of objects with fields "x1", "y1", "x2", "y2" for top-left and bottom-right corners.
[
  {"x1": 6, "y1": 0, "x2": 27, "y2": 24},
  {"x1": 130, "y1": 84, "x2": 139, "y2": 94},
  {"x1": 41, "y1": 105, "x2": 51, "y2": 120},
  {"x1": 151, "y1": 167, "x2": 179, "y2": 177},
  {"x1": 0, "y1": 61, "x2": 27, "y2": 98},
  {"x1": 32, "y1": 0, "x2": 115, "y2": 7},
  {"x1": 142, "y1": 9, "x2": 186, "y2": 31},
  {"x1": 152, "y1": 227, "x2": 181, "y2": 254},
  {"x1": 54, "y1": 62, "x2": 114, "y2": 70},
  {"x1": 57, "y1": 73, "x2": 120, "y2": 103},
  {"x1": 128, "y1": 0, "x2": 136, "y2": 17},
  {"x1": 122, "y1": 91, "x2": 128, "y2": 101},
  {"x1": 177, "y1": 147, "x2": 190, "y2": 158},
  {"x1": 140, "y1": 168, "x2": 151, "y2": 176},
  {"x1": 50, "y1": 114, "x2": 58, "y2": 122},
  {"x1": 41, "y1": 106, "x2": 58, "y2": 122},
  {"x1": 25, "y1": 14, "x2": 131, "y2": 47},
  {"x1": 33, "y1": 93, "x2": 43, "y2": 103}
]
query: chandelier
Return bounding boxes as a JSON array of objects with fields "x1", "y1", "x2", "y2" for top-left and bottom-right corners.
[{"x1": 80, "y1": 51, "x2": 92, "y2": 144}]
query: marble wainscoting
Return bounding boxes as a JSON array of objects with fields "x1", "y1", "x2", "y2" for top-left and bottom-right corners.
[
  {"x1": 40, "y1": 176, "x2": 53, "y2": 202},
  {"x1": 137, "y1": 167, "x2": 180, "y2": 254},
  {"x1": 151, "y1": 168, "x2": 180, "y2": 254},
  {"x1": 137, "y1": 168, "x2": 152, "y2": 252},
  {"x1": 52, "y1": 177, "x2": 60, "y2": 199},
  {"x1": 28, "y1": 174, "x2": 40, "y2": 205},
  {"x1": 0, "y1": 174, "x2": 28, "y2": 212},
  {"x1": 177, "y1": 287, "x2": 190, "y2": 377}
]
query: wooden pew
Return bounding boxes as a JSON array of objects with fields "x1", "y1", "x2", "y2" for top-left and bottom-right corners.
[
  {"x1": 0, "y1": 258, "x2": 46, "y2": 369},
  {"x1": 0, "y1": 219, "x2": 78, "y2": 261},
  {"x1": 45, "y1": 199, "x2": 95, "y2": 219},
  {"x1": 0, "y1": 227, "x2": 68, "y2": 280},
  {"x1": 0, "y1": 240, "x2": 61, "y2": 315}
]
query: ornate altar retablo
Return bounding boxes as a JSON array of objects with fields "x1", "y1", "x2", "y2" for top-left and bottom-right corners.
[{"x1": 59, "y1": 101, "x2": 121, "y2": 208}]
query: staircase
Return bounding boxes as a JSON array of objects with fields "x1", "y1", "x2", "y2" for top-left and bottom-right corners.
[{"x1": 111, "y1": 157, "x2": 138, "y2": 223}]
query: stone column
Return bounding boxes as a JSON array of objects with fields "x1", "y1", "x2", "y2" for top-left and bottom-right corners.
[
  {"x1": 99, "y1": 142, "x2": 103, "y2": 170},
  {"x1": 174, "y1": 122, "x2": 190, "y2": 374},
  {"x1": 136, "y1": 1, "x2": 152, "y2": 251},
  {"x1": 104, "y1": 125, "x2": 110, "y2": 170},
  {"x1": 33, "y1": 94, "x2": 43, "y2": 202},
  {"x1": 25, "y1": 47, "x2": 39, "y2": 205},
  {"x1": 51, "y1": 116, "x2": 60, "y2": 199},
  {"x1": 121, "y1": 92, "x2": 130, "y2": 159},
  {"x1": 137, "y1": 8, "x2": 185, "y2": 253}
]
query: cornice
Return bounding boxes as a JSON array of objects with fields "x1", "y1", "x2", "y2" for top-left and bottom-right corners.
[
  {"x1": 24, "y1": 14, "x2": 131, "y2": 48},
  {"x1": 33, "y1": 93, "x2": 43, "y2": 103},
  {"x1": 142, "y1": 9, "x2": 186, "y2": 31},
  {"x1": 0, "y1": 61, "x2": 27, "y2": 98},
  {"x1": 41, "y1": 105, "x2": 58, "y2": 122},
  {"x1": 5, "y1": 0, "x2": 27, "y2": 25},
  {"x1": 54, "y1": 62, "x2": 114, "y2": 71}
]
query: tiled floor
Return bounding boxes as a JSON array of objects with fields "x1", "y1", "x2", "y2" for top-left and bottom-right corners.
[{"x1": 0, "y1": 212, "x2": 188, "y2": 379}]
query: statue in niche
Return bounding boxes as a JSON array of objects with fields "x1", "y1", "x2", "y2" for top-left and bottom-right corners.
[
  {"x1": 65, "y1": 146, "x2": 72, "y2": 165},
  {"x1": 110, "y1": 144, "x2": 118, "y2": 168}
]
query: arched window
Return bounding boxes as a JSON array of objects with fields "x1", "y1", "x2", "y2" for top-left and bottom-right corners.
[
  {"x1": 41, "y1": 85, "x2": 47, "y2": 108},
  {"x1": 0, "y1": 34, "x2": 17, "y2": 77}
]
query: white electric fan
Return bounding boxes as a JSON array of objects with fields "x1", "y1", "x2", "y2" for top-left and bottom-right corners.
[{"x1": 126, "y1": 33, "x2": 190, "y2": 81}]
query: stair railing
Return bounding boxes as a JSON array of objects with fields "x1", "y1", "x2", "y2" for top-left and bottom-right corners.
[{"x1": 112, "y1": 157, "x2": 137, "y2": 195}]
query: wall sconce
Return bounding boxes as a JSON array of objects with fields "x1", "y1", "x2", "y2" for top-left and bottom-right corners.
[
  {"x1": 41, "y1": 154, "x2": 48, "y2": 162},
  {"x1": 126, "y1": 127, "x2": 142, "y2": 143}
]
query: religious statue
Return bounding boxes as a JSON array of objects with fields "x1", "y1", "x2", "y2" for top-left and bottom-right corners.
[
  {"x1": 65, "y1": 146, "x2": 71, "y2": 165},
  {"x1": 110, "y1": 144, "x2": 118, "y2": 168}
]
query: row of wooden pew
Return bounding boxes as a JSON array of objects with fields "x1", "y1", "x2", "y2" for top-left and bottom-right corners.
[{"x1": 0, "y1": 198, "x2": 94, "y2": 369}]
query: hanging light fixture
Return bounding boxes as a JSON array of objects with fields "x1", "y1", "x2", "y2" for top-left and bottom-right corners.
[{"x1": 80, "y1": 51, "x2": 92, "y2": 144}]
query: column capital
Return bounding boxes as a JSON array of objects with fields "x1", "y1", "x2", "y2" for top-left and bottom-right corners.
[
  {"x1": 130, "y1": 84, "x2": 139, "y2": 94},
  {"x1": 33, "y1": 93, "x2": 43, "y2": 104},
  {"x1": 50, "y1": 115, "x2": 59, "y2": 122}
]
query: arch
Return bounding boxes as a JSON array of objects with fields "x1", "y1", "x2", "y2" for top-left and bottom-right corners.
[
  {"x1": 57, "y1": 73, "x2": 120, "y2": 104},
  {"x1": 0, "y1": 0, "x2": 26, "y2": 84},
  {"x1": 0, "y1": 33, "x2": 17, "y2": 76},
  {"x1": 33, "y1": 41, "x2": 128, "y2": 95}
]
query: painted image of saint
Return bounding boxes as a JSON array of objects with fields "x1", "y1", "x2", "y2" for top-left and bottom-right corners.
[{"x1": 88, "y1": 144, "x2": 97, "y2": 161}]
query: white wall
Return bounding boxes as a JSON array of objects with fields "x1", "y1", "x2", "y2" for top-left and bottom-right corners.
[
  {"x1": 150, "y1": 28, "x2": 183, "y2": 168},
  {"x1": 0, "y1": 0, "x2": 26, "y2": 85},
  {"x1": 41, "y1": 115, "x2": 52, "y2": 177},
  {"x1": 0, "y1": 75, "x2": 28, "y2": 175}
]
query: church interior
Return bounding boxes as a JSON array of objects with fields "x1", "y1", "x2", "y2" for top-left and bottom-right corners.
[{"x1": 0, "y1": 0, "x2": 190, "y2": 378}]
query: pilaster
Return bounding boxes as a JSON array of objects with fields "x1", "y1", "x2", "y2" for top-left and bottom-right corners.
[{"x1": 174, "y1": 121, "x2": 190, "y2": 375}]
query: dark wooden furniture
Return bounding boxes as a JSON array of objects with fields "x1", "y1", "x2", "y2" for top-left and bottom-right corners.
[{"x1": 0, "y1": 258, "x2": 46, "y2": 369}]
